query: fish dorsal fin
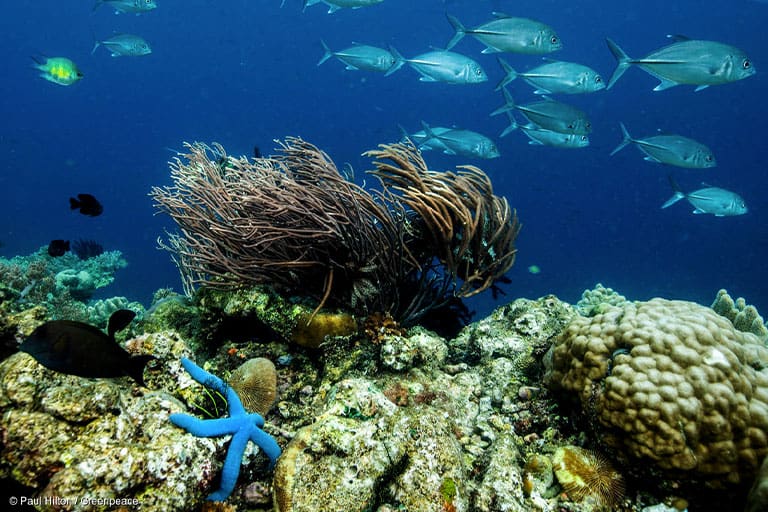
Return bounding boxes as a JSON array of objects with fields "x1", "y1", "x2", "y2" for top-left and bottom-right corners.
[
  {"x1": 491, "y1": 11, "x2": 512, "y2": 19},
  {"x1": 108, "y1": 309, "x2": 136, "y2": 338}
]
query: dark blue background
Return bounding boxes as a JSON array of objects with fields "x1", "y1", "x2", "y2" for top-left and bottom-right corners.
[{"x1": 1, "y1": 0, "x2": 766, "y2": 320}]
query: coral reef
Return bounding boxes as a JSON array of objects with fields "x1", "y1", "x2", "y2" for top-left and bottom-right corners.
[
  {"x1": 574, "y1": 283, "x2": 628, "y2": 317},
  {"x1": 711, "y1": 288, "x2": 768, "y2": 339},
  {"x1": 0, "y1": 246, "x2": 127, "y2": 319},
  {"x1": 0, "y1": 350, "x2": 219, "y2": 511},
  {"x1": 2, "y1": 284, "x2": 762, "y2": 511},
  {"x1": 544, "y1": 298, "x2": 768, "y2": 486}
]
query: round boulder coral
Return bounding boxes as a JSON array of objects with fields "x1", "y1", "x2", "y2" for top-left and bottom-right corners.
[{"x1": 544, "y1": 298, "x2": 768, "y2": 486}]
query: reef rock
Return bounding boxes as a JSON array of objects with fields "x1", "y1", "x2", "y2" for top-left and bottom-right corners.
[{"x1": 0, "y1": 333, "x2": 235, "y2": 511}]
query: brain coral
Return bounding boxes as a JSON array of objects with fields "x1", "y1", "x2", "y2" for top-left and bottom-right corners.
[{"x1": 544, "y1": 298, "x2": 768, "y2": 485}]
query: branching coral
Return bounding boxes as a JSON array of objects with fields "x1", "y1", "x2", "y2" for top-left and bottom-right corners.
[{"x1": 151, "y1": 138, "x2": 519, "y2": 324}]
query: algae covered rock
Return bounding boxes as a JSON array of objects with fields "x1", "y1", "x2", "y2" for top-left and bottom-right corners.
[
  {"x1": 274, "y1": 377, "x2": 468, "y2": 512},
  {"x1": 449, "y1": 295, "x2": 575, "y2": 373},
  {"x1": 0, "y1": 342, "x2": 228, "y2": 511}
]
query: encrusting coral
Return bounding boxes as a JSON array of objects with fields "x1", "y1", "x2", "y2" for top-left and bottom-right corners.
[{"x1": 544, "y1": 298, "x2": 768, "y2": 486}]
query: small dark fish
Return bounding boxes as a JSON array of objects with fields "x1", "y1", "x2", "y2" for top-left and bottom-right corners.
[
  {"x1": 70, "y1": 193, "x2": 103, "y2": 216},
  {"x1": 47, "y1": 239, "x2": 70, "y2": 257},
  {"x1": 19, "y1": 310, "x2": 154, "y2": 385},
  {"x1": 253, "y1": 145, "x2": 261, "y2": 159}
]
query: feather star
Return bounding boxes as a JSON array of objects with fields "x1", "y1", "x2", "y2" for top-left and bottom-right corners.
[{"x1": 169, "y1": 357, "x2": 281, "y2": 501}]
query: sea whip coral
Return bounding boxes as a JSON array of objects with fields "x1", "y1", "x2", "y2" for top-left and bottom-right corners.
[{"x1": 151, "y1": 138, "x2": 519, "y2": 323}]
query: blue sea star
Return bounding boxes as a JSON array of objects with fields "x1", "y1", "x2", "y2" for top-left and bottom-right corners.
[{"x1": 170, "y1": 357, "x2": 281, "y2": 501}]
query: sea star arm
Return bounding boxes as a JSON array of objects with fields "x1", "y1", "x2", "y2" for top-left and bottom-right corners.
[
  {"x1": 208, "y1": 430, "x2": 251, "y2": 502},
  {"x1": 250, "y1": 426, "x2": 282, "y2": 469},
  {"x1": 169, "y1": 415, "x2": 238, "y2": 437},
  {"x1": 179, "y1": 357, "x2": 228, "y2": 394}
]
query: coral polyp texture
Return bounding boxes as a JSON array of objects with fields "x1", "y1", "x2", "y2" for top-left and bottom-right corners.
[{"x1": 544, "y1": 298, "x2": 768, "y2": 486}]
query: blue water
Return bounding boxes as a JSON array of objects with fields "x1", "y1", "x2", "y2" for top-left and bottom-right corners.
[{"x1": 1, "y1": 0, "x2": 766, "y2": 320}]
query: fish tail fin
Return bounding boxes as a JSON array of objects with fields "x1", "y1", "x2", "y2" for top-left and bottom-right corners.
[
  {"x1": 69, "y1": 197, "x2": 80, "y2": 210},
  {"x1": 127, "y1": 354, "x2": 155, "y2": 387},
  {"x1": 317, "y1": 40, "x2": 333, "y2": 66},
  {"x1": 500, "y1": 111, "x2": 518, "y2": 138},
  {"x1": 91, "y1": 41, "x2": 101, "y2": 55},
  {"x1": 661, "y1": 175, "x2": 686, "y2": 209},
  {"x1": 490, "y1": 87, "x2": 515, "y2": 117},
  {"x1": 495, "y1": 57, "x2": 517, "y2": 91},
  {"x1": 385, "y1": 45, "x2": 406, "y2": 76},
  {"x1": 30, "y1": 55, "x2": 44, "y2": 70},
  {"x1": 420, "y1": 120, "x2": 437, "y2": 141},
  {"x1": 609, "y1": 122, "x2": 634, "y2": 156},
  {"x1": 606, "y1": 38, "x2": 632, "y2": 90},
  {"x1": 397, "y1": 124, "x2": 411, "y2": 142},
  {"x1": 445, "y1": 13, "x2": 466, "y2": 50}
]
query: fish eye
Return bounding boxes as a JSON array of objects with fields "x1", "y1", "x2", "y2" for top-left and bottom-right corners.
[
  {"x1": 581, "y1": 136, "x2": 588, "y2": 141},
  {"x1": 743, "y1": 59, "x2": 751, "y2": 69},
  {"x1": 476, "y1": 69, "x2": 483, "y2": 76},
  {"x1": 595, "y1": 76, "x2": 602, "y2": 83},
  {"x1": 551, "y1": 36, "x2": 558, "y2": 44},
  {"x1": 706, "y1": 155, "x2": 713, "y2": 161}
]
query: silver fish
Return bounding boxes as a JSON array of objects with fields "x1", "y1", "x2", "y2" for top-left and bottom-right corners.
[
  {"x1": 610, "y1": 123, "x2": 715, "y2": 169},
  {"x1": 93, "y1": 0, "x2": 157, "y2": 14},
  {"x1": 420, "y1": 122, "x2": 500, "y2": 159},
  {"x1": 606, "y1": 36, "x2": 755, "y2": 91},
  {"x1": 662, "y1": 177, "x2": 747, "y2": 216},
  {"x1": 304, "y1": 0, "x2": 382, "y2": 14},
  {"x1": 92, "y1": 34, "x2": 152, "y2": 57},
  {"x1": 317, "y1": 41, "x2": 402, "y2": 75},
  {"x1": 496, "y1": 57, "x2": 605, "y2": 94},
  {"x1": 492, "y1": 88, "x2": 591, "y2": 135},
  {"x1": 500, "y1": 113, "x2": 589, "y2": 148},
  {"x1": 401, "y1": 50, "x2": 487, "y2": 84},
  {"x1": 446, "y1": 13, "x2": 562, "y2": 54}
]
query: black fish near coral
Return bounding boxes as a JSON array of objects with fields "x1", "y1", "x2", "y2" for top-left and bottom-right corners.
[
  {"x1": 69, "y1": 193, "x2": 103, "y2": 216},
  {"x1": 72, "y1": 238, "x2": 104, "y2": 259},
  {"x1": 19, "y1": 310, "x2": 153, "y2": 386},
  {"x1": 47, "y1": 239, "x2": 70, "y2": 257}
]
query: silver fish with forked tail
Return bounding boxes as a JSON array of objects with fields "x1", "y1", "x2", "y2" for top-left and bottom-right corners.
[
  {"x1": 92, "y1": 34, "x2": 152, "y2": 57},
  {"x1": 397, "y1": 49, "x2": 487, "y2": 84},
  {"x1": 501, "y1": 112, "x2": 589, "y2": 148},
  {"x1": 419, "y1": 121, "x2": 500, "y2": 159},
  {"x1": 304, "y1": 0, "x2": 382, "y2": 14},
  {"x1": 93, "y1": 0, "x2": 157, "y2": 14},
  {"x1": 492, "y1": 87, "x2": 591, "y2": 135},
  {"x1": 317, "y1": 40, "x2": 403, "y2": 75},
  {"x1": 610, "y1": 123, "x2": 716, "y2": 168},
  {"x1": 662, "y1": 176, "x2": 747, "y2": 216},
  {"x1": 606, "y1": 36, "x2": 755, "y2": 91},
  {"x1": 446, "y1": 13, "x2": 562, "y2": 54},
  {"x1": 496, "y1": 57, "x2": 605, "y2": 94}
]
